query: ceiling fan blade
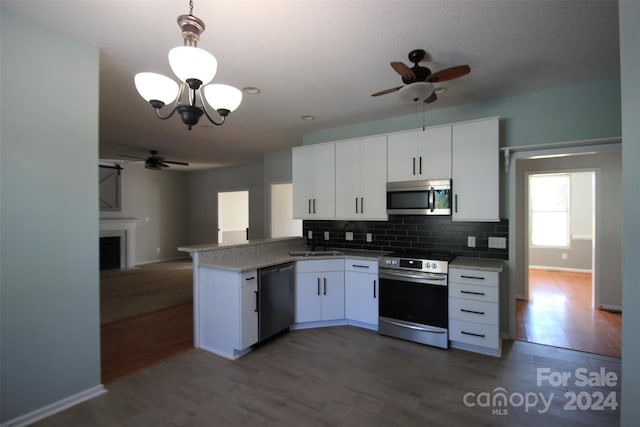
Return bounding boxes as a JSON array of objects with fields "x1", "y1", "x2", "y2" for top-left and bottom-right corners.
[
  {"x1": 427, "y1": 65, "x2": 470, "y2": 83},
  {"x1": 390, "y1": 62, "x2": 415, "y2": 80},
  {"x1": 160, "y1": 162, "x2": 171, "y2": 168},
  {"x1": 371, "y1": 86, "x2": 404, "y2": 97},
  {"x1": 163, "y1": 160, "x2": 189, "y2": 166},
  {"x1": 424, "y1": 92, "x2": 438, "y2": 104}
]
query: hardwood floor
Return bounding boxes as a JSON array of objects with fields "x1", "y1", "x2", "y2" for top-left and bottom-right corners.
[
  {"x1": 34, "y1": 327, "x2": 620, "y2": 426},
  {"x1": 516, "y1": 269, "x2": 621, "y2": 358},
  {"x1": 100, "y1": 261, "x2": 194, "y2": 383}
]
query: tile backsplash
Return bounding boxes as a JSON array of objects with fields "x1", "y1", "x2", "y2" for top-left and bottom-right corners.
[{"x1": 304, "y1": 216, "x2": 509, "y2": 260}]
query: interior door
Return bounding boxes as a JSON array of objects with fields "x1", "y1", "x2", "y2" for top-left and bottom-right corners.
[{"x1": 218, "y1": 191, "x2": 249, "y2": 243}]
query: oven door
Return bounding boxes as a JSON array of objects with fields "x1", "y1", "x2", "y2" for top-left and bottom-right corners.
[{"x1": 378, "y1": 269, "x2": 448, "y2": 328}]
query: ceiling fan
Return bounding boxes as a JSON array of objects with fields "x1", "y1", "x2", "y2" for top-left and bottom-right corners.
[
  {"x1": 371, "y1": 49, "x2": 470, "y2": 103},
  {"x1": 120, "y1": 150, "x2": 189, "y2": 170}
]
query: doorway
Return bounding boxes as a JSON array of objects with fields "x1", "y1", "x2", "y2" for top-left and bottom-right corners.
[
  {"x1": 218, "y1": 191, "x2": 249, "y2": 244},
  {"x1": 510, "y1": 147, "x2": 623, "y2": 358},
  {"x1": 270, "y1": 182, "x2": 302, "y2": 238}
]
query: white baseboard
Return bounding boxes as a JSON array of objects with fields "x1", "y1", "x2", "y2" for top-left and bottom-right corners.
[
  {"x1": 529, "y1": 265, "x2": 592, "y2": 273},
  {"x1": 1, "y1": 385, "x2": 106, "y2": 427},
  {"x1": 598, "y1": 304, "x2": 622, "y2": 312}
]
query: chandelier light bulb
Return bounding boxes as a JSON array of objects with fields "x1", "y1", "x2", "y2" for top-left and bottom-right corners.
[
  {"x1": 168, "y1": 46, "x2": 218, "y2": 86},
  {"x1": 134, "y1": 72, "x2": 179, "y2": 105},
  {"x1": 204, "y1": 84, "x2": 243, "y2": 114}
]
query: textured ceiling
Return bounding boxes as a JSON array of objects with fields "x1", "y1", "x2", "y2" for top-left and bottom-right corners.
[{"x1": 2, "y1": 0, "x2": 620, "y2": 170}]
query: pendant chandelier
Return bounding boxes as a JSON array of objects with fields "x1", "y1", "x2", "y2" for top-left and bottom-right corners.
[{"x1": 134, "y1": 0, "x2": 242, "y2": 130}]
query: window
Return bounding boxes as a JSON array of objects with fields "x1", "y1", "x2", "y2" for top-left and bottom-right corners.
[{"x1": 529, "y1": 173, "x2": 570, "y2": 247}]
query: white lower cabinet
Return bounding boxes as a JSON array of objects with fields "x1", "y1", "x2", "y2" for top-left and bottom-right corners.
[
  {"x1": 344, "y1": 259, "x2": 379, "y2": 327},
  {"x1": 448, "y1": 267, "x2": 501, "y2": 356},
  {"x1": 295, "y1": 259, "x2": 345, "y2": 323},
  {"x1": 197, "y1": 267, "x2": 258, "y2": 359}
]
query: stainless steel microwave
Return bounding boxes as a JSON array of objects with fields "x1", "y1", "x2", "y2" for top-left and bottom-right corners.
[{"x1": 386, "y1": 179, "x2": 452, "y2": 215}]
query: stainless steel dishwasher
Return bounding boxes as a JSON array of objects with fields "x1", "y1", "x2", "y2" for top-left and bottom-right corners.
[{"x1": 257, "y1": 262, "x2": 295, "y2": 342}]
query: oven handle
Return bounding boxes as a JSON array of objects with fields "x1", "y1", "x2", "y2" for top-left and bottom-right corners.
[
  {"x1": 379, "y1": 270, "x2": 447, "y2": 285},
  {"x1": 380, "y1": 318, "x2": 447, "y2": 334}
]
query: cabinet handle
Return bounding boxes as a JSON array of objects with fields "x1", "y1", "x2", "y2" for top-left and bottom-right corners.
[
  {"x1": 455, "y1": 194, "x2": 458, "y2": 213},
  {"x1": 461, "y1": 275, "x2": 485, "y2": 280},
  {"x1": 352, "y1": 264, "x2": 370, "y2": 269},
  {"x1": 461, "y1": 290, "x2": 485, "y2": 296},
  {"x1": 461, "y1": 330, "x2": 486, "y2": 338},
  {"x1": 323, "y1": 277, "x2": 327, "y2": 295},
  {"x1": 254, "y1": 290, "x2": 259, "y2": 312},
  {"x1": 373, "y1": 280, "x2": 377, "y2": 299},
  {"x1": 360, "y1": 197, "x2": 364, "y2": 213},
  {"x1": 412, "y1": 157, "x2": 416, "y2": 175},
  {"x1": 419, "y1": 156, "x2": 423, "y2": 175},
  {"x1": 355, "y1": 197, "x2": 359, "y2": 214},
  {"x1": 245, "y1": 276, "x2": 255, "y2": 281},
  {"x1": 308, "y1": 199, "x2": 312, "y2": 214},
  {"x1": 313, "y1": 199, "x2": 316, "y2": 214},
  {"x1": 317, "y1": 278, "x2": 320, "y2": 295},
  {"x1": 461, "y1": 308, "x2": 485, "y2": 315}
]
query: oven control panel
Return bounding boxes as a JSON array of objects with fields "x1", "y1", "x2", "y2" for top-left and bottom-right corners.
[{"x1": 379, "y1": 256, "x2": 449, "y2": 273}]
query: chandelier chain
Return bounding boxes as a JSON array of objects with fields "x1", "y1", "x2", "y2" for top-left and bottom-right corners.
[{"x1": 189, "y1": 0, "x2": 194, "y2": 15}]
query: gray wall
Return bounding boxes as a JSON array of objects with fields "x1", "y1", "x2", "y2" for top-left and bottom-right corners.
[
  {"x1": 186, "y1": 161, "x2": 265, "y2": 245},
  {"x1": 263, "y1": 148, "x2": 294, "y2": 237},
  {"x1": 620, "y1": 1, "x2": 640, "y2": 424},
  {"x1": 0, "y1": 10, "x2": 101, "y2": 422},
  {"x1": 101, "y1": 163, "x2": 190, "y2": 264}
]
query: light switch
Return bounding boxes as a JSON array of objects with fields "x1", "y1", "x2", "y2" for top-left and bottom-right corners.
[
  {"x1": 308, "y1": 230, "x2": 313, "y2": 239},
  {"x1": 345, "y1": 231, "x2": 354, "y2": 241},
  {"x1": 488, "y1": 236, "x2": 507, "y2": 249},
  {"x1": 366, "y1": 233, "x2": 372, "y2": 242},
  {"x1": 467, "y1": 236, "x2": 476, "y2": 247},
  {"x1": 324, "y1": 231, "x2": 330, "y2": 240}
]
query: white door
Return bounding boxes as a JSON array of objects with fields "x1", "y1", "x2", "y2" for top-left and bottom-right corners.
[
  {"x1": 218, "y1": 191, "x2": 249, "y2": 243},
  {"x1": 270, "y1": 183, "x2": 302, "y2": 238}
]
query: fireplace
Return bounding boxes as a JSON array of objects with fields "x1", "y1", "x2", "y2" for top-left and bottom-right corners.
[
  {"x1": 99, "y1": 218, "x2": 140, "y2": 269},
  {"x1": 100, "y1": 236, "x2": 121, "y2": 270}
]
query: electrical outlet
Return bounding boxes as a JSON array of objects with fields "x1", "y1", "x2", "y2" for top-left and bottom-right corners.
[
  {"x1": 324, "y1": 231, "x2": 330, "y2": 240},
  {"x1": 366, "y1": 233, "x2": 372, "y2": 242},
  {"x1": 467, "y1": 236, "x2": 476, "y2": 248},
  {"x1": 156, "y1": 247, "x2": 161, "y2": 253},
  {"x1": 562, "y1": 253, "x2": 568, "y2": 260},
  {"x1": 345, "y1": 231, "x2": 354, "y2": 241},
  {"x1": 488, "y1": 236, "x2": 507, "y2": 249},
  {"x1": 307, "y1": 230, "x2": 313, "y2": 239}
]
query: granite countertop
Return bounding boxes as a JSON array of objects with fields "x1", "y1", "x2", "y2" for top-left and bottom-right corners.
[
  {"x1": 178, "y1": 237, "x2": 302, "y2": 253},
  {"x1": 450, "y1": 257, "x2": 504, "y2": 272},
  {"x1": 198, "y1": 248, "x2": 388, "y2": 272}
]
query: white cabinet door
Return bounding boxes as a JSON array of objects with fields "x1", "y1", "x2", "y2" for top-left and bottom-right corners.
[
  {"x1": 359, "y1": 136, "x2": 388, "y2": 219},
  {"x1": 345, "y1": 271, "x2": 378, "y2": 325},
  {"x1": 292, "y1": 143, "x2": 335, "y2": 219},
  {"x1": 295, "y1": 272, "x2": 323, "y2": 323},
  {"x1": 387, "y1": 130, "x2": 419, "y2": 182},
  {"x1": 320, "y1": 271, "x2": 345, "y2": 321},
  {"x1": 335, "y1": 139, "x2": 361, "y2": 218},
  {"x1": 417, "y1": 125, "x2": 452, "y2": 179},
  {"x1": 240, "y1": 272, "x2": 258, "y2": 349},
  {"x1": 452, "y1": 118, "x2": 499, "y2": 222},
  {"x1": 335, "y1": 135, "x2": 387, "y2": 220}
]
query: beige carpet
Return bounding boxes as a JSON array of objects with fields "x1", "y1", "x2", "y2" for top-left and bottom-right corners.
[{"x1": 100, "y1": 260, "x2": 193, "y2": 324}]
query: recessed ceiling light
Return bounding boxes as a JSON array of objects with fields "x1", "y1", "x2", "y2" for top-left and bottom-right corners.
[
  {"x1": 435, "y1": 87, "x2": 447, "y2": 95},
  {"x1": 242, "y1": 86, "x2": 261, "y2": 94},
  {"x1": 301, "y1": 115, "x2": 315, "y2": 121}
]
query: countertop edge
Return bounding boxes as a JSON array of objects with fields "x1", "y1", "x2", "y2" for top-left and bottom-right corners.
[{"x1": 450, "y1": 257, "x2": 505, "y2": 272}]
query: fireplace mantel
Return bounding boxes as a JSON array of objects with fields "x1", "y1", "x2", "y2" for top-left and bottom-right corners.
[{"x1": 100, "y1": 218, "x2": 140, "y2": 268}]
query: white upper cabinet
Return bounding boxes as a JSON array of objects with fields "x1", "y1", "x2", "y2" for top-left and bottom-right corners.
[
  {"x1": 451, "y1": 117, "x2": 500, "y2": 222},
  {"x1": 292, "y1": 143, "x2": 335, "y2": 219},
  {"x1": 387, "y1": 125, "x2": 452, "y2": 182},
  {"x1": 335, "y1": 135, "x2": 387, "y2": 220}
]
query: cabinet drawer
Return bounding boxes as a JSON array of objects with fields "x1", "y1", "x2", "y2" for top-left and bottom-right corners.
[
  {"x1": 449, "y1": 282, "x2": 498, "y2": 303},
  {"x1": 296, "y1": 259, "x2": 345, "y2": 273},
  {"x1": 450, "y1": 269, "x2": 498, "y2": 286},
  {"x1": 449, "y1": 319, "x2": 500, "y2": 349},
  {"x1": 241, "y1": 270, "x2": 258, "y2": 287},
  {"x1": 449, "y1": 298, "x2": 498, "y2": 325},
  {"x1": 345, "y1": 258, "x2": 378, "y2": 273}
]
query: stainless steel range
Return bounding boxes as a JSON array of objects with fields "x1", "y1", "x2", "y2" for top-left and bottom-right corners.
[{"x1": 378, "y1": 251, "x2": 455, "y2": 349}]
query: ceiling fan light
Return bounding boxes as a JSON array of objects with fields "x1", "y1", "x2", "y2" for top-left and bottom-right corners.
[
  {"x1": 398, "y1": 82, "x2": 435, "y2": 103},
  {"x1": 204, "y1": 84, "x2": 243, "y2": 113},
  {"x1": 134, "y1": 72, "x2": 179, "y2": 104},
  {"x1": 168, "y1": 46, "x2": 218, "y2": 85}
]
